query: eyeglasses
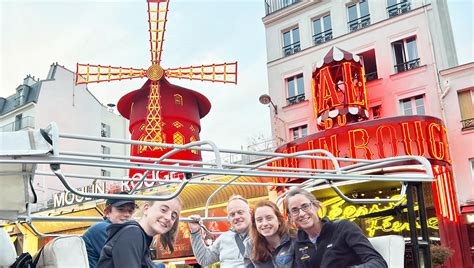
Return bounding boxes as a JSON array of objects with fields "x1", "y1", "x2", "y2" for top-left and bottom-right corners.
[{"x1": 289, "y1": 202, "x2": 313, "y2": 216}]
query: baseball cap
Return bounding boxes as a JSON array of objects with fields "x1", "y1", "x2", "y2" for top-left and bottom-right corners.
[{"x1": 106, "y1": 191, "x2": 136, "y2": 207}]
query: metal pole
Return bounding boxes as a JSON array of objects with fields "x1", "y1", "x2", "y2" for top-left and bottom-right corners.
[
  {"x1": 416, "y1": 182, "x2": 432, "y2": 268},
  {"x1": 406, "y1": 183, "x2": 420, "y2": 268}
]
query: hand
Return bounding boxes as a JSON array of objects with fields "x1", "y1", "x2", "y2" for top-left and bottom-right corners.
[{"x1": 188, "y1": 214, "x2": 202, "y2": 233}]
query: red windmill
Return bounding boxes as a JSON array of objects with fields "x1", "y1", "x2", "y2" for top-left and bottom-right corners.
[{"x1": 75, "y1": 0, "x2": 237, "y2": 174}]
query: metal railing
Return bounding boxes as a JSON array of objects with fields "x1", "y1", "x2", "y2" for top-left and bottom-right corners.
[
  {"x1": 387, "y1": 1, "x2": 411, "y2": 18},
  {"x1": 461, "y1": 118, "x2": 474, "y2": 130},
  {"x1": 264, "y1": 0, "x2": 301, "y2": 15},
  {"x1": 348, "y1": 14, "x2": 371, "y2": 32},
  {"x1": 0, "y1": 116, "x2": 35, "y2": 132},
  {"x1": 394, "y1": 58, "x2": 420, "y2": 73},
  {"x1": 313, "y1": 29, "x2": 333, "y2": 46},
  {"x1": 365, "y1": 71, "x2": 378, "y2": 82},
  {"x1": 286, "y1": 93, "x2": 305, "y2": 105},
  {"x1": 282, "y1": 41, "x2": 301, "y2": 57}
]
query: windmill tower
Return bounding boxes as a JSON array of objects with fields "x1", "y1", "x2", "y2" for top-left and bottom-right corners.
[{"x1": 75, "y1": 0, "x2": 237, "y2": 179}]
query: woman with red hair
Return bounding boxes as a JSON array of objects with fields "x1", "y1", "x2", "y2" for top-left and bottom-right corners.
[{"x1": 244, "y1": 200, "x2": 294, "y2": 268}]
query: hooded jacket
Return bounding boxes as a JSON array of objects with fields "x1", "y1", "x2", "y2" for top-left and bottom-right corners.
[
  {"x1": 244, "y1": 233, "x2": 295, "y2": 268},
  {"x1": 97, "y1": 220, "x2": 155, "y2": 268},
  {"x1": 293, "y1": 217, "x2": 387, "y2": 268},
  {"x1": 82, "y1": 219, "x2": 111, "y2": 268},
  {"x1": 190, "y1": 229, "x2": 249, "y2": 268}
]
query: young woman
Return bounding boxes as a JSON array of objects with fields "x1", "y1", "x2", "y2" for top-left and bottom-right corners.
[
  {"x1": 245, "y1": 200, "x2": 294, "y2": 268},
  {"x1": 98, "y1": 194, "x2": 182, "y2": 268},
  {"x1": 285, "y1": 188, "x2": 387, "y2": 268}
]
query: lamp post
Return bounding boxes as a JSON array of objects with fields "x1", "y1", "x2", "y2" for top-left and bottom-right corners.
[
  {"x1": 259, "y1": 94, "x2": 286, "y2": 146},
  {"x1": 259, "y1": 94, "x2": 278, "y2": 114}
]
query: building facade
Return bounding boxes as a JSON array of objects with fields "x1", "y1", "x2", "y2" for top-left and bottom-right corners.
[
  {"x1": 0, "y1": 63, "x2": 129, "y2": 210},
  {"x1": 262, "y1": 0, "x2": 473, "y2": 266}
]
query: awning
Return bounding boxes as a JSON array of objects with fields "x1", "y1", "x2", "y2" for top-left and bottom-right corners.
[{"x1": 30, "y1": 207, "x2": 103, "y2": 234}]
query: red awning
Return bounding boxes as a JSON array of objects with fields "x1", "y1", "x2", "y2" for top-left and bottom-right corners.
[{"x1": 461, "y1": 206, "x2": 474, "y2": 214}]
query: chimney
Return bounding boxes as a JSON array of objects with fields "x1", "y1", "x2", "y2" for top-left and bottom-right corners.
[{"x1": 23, "y1": 74, "x2": 36, "y2": 86}]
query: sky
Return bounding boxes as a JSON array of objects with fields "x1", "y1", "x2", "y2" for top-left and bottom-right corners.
[{"x1": 0, "y1": 0, "x2": 473, "y2": 153}]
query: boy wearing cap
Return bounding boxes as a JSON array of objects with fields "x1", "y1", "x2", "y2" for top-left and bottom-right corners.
[{"x1": 83, "y1": 192, "x2": 136, "y2": 268}]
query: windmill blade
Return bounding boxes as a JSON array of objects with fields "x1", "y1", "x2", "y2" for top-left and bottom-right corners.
[
  {"x1": 165, "y1": 61, "x2": 238, "y2": 84},
  {"x1": 148, "y1": 0, "x2": 170, "y2": 65},
  {"x1": 75, "y1": 63, "x2": 147, "y2": 85},
  {"x1": 139, "y1": 80, "x2": 164, "y2": 152}
]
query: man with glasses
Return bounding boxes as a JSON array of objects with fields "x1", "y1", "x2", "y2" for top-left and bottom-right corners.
[
  {"x1": 83, "y1": 191, "x2": 137, "y2": 268},
  {"x1": 188, "y1": 194, "x2": 251, "y2": 268},
  {"x1": 285, "y1": 188, "x2": 387, "y2": 268}
]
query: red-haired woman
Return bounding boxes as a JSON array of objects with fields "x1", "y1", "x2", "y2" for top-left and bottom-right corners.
[{"x1": 244, "y1": 200, "x2": 294, "y2": 268}]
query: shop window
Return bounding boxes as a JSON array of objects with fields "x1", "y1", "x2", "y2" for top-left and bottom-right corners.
[
  {"x1": 458, "y1": 89, "x2": 474, "y2": 131},
  {"x1": 286, "y1": 73, "x2": 305, "y2": 105},
  {"x1": 291, "y1": 125, "x2": 308, "y2": 140},
  {"x1": 347, "y1": 0, "x2": 370, "y2": 32},
  {"x1": 387, "y1": 0, "x2": 411, "y2": 18},
  {"x1": 358, "y1": 49, "x2": 378, "y2": 82},
  {"x1": 392, "y1": 36, "x2": 420, "y2": 73},
  {"x1": 370, "y1": 105, "x2": 382, "y2": 119},
  {"x1": 101, "y1": 123, "x2": 111, "y2": 137},
  {"x1": 313, "y1": 14, "x2": 332, "y2": 45},
  {"x1": 282, "y1": 27, "x2": 300, "y2": 56},
  {"x1": 400, "y1": 95, "x2": 425, "y2": 115}
]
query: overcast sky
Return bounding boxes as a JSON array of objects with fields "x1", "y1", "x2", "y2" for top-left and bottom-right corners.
[{"x1": 1, "y1": 0, "x2": 472, "y2": 152}]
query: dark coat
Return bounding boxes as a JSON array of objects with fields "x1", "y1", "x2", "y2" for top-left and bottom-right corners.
[
  {"x1": 97, "y1": 221, "x2": 155, "y2": 268},
  {"x1": 293, "y1": 217, "x2": 387, "y2": 268},
  {"x1": 244, "y1": 234, "x2": 295, "y2": 268}
]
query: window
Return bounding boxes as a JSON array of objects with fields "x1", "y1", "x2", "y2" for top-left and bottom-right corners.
[
  {"x1": 370, "y1": 105, "x2": 382, "y2": 119},
  {"x1": 471, "y1": 160, "x2": 474, "y2": 182},
  {"x1": 347, "y1": 0, "x2": 370, "y2": 32},
  {"x1": 286, "y1": 74, "x2": 305, "y2": 105},
  {"x1": 392, "y1": 36, "x2": 420, "y2": 73},
  {"x1": 358, "y1": 49, "x2": 378, "y2": 82},
  {"x1": 291, "y1": 125, "x2": 308, "y2": 140},
  {"x1": 458, "y1": 89, "x2": 474, "y2": 130},
  {"x1": 400, "y1": 95, "x2": 425, "y2": 115},
  {"x1": 101, "y1": 123, "x2": 111, "y2": 137},
  {"x1": 14, "y1": 114, "x2": 23, "y2": 131},
  {"x1": 313, "y1": 14, "x2": 332, "y2": 45},
  {"x1": 282, "y1": 27, "x2": 300, "y2": 56},
  {"x1": 387, "y1": 0, "x2": 411, "y2": 18},
  {"x1": 101, "y1": 145, "x2": 111, "y2": 159},
  {"x1": 16, "y1": 88, "x2": 25, "y2": 106},
  {"x1": 101, "y1": 169, "x2": 111, "y2": 177}
]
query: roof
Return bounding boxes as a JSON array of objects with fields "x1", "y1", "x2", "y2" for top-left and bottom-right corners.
[{"x1": 0, "y1": 78, "x2": 42, "y2": 116}]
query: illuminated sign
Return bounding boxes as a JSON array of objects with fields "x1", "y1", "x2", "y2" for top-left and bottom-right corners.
[
  {"x1": 272, "y1": 116, "x2": 451, "y2": 183},
  {"x1": 52, "y1": 182, "x2": 107, "y2": 208},
  {"x1": 312, "y1": 47, "x2": 369, "y2": 130},
  {"x1": 320, "y1": 195, "x2": 438, "y2": 237}
]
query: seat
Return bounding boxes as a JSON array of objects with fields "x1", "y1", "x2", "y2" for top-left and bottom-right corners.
[
  {"x1": 36, "y1": 236, "x2": 89, "y2": 268},
  {"x1": 368, "y1": 235, "x2": 405, "y2": 268},
  {"x1": 0, "y1": 227, "x2": 17, "y2": 268}
]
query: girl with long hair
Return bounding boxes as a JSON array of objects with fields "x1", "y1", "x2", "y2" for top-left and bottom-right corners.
[{"x1": 245, "y1": 200, "x2": 294, "y2": 268}]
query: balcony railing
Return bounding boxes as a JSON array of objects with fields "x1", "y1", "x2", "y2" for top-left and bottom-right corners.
[
  {"x1": 313, "y1": 29, "x2": 333, "y2": 46},
  {"x1": 394, "y1": 58, "x2": 420, "y2": 73},
  {"x1": 365, "y1": 71, "x2": 378, "y2": 82},
  {"x1": 461, "y1": 118, "x2": 474, "y2": 131},
  {"x1": 286, "y1": 93, "x2": 305, "y2": 105},
  {"x1": 282, "y1": 42, "x2": 301, "y2": 57},
  {"x1": 264, "y1": 0, "x2": 301, "y2": 15},
  {"x1": 387, "y1": 1, "x2": 411, "y2": 18},
  {"x1": 0, "y1": 116, "x2": 35, "y2": 132},
  {"x1": 348, "y1": 14, "x2": 371, "y2": 32}
]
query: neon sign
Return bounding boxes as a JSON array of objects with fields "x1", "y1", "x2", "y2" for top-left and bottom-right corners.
[{"x1": 320, "y1": 195, "x2": 438, "y2": 237}]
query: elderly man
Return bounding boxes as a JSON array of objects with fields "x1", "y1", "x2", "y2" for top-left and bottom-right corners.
[
  {"x1": 188, "y1": 195, "x2": 251, "y2": 268},
  {"x1": 82, "y1": 192, "x2": 136, "y2": 268}
]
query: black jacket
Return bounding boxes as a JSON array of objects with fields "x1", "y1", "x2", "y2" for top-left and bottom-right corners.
[
  {"x1": 97, "y1": 221, "x2": 155, "y2": 268},
  {"x1": 244, "y1": 234, "x2": 295, "y2": 268},
  {"x1": 294, "y1": 217, "x2": 387, "y2": 268}
]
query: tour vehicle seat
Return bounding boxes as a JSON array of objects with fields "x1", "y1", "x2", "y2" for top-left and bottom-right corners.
[
  {"x1": 0, "y1": 129, "x2": 53, "y2": 221},
  {"x1": 35, "y1": 236, "x2": 89, "y2": 268},
  {"x1": 0, "y1": 227, "x2": 17, "y2": 268},
  {"x1": 368, "y1": 235, "x2": 405, "y2": 268}
]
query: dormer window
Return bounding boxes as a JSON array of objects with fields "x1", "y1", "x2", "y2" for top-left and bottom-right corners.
[{"x1": 16, "y1": 88, "x2": 25, "y2": 106}]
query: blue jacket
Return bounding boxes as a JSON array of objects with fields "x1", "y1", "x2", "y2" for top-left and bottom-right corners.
[{"x1": 83, "y1": 219, "x2": 111, "y2": 268}]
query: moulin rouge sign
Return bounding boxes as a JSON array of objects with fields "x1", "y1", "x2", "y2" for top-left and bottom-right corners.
[{"x1": 273, "y1": 48, "x2": 451, "y2": 176}]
